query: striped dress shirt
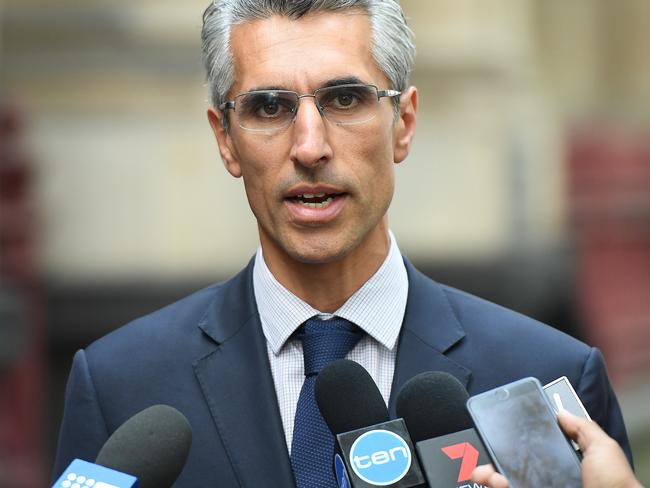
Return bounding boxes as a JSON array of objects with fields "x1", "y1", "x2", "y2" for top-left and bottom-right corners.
[{"x1": 253, "y1": 231, "x2": 409, "y2": 452}]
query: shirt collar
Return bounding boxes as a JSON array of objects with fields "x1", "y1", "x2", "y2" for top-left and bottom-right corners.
[{"x1": 253, "y1": 231, "x2": 408, "y2": 354}]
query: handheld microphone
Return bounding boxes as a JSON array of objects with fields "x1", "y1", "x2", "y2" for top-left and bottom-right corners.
[
  {"x1": 396, "y1": 372, "x2": 491, "y2": 488},
  {"x1": 316, "y1": 359, "x2": 426, "y2": 488},
  {"x1": 53, "y1": 404, "x2": 192, "y2": 488}
]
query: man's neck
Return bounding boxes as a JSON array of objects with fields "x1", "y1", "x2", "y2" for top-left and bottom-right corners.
[{"x1": 260, "y1": 228, "x2": 390, "y2": 313}]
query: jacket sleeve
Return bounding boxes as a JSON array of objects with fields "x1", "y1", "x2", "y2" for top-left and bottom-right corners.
[
  {"x1": 576, "y1": 347, "x2": 633, "y2": 467},
  {"x1": 52, "y1": 349, "x2": 110, "y2": 481}
]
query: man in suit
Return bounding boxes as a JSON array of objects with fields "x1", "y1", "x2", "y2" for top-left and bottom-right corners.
[{"x1": 53, "y1": 1, "x2": 632, "y2": 486}]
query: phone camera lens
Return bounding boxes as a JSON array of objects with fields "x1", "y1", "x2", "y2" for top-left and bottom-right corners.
[{"x1": 495, "y1": 389, "x2": 510, "y2": 401}]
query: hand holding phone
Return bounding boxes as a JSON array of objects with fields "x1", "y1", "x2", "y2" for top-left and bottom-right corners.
[
  {"x1": 470, "y1": 411, "x2": 642, "y2": 488},
  {"x1": 467, "y1": 377, "x2": 582, "y2": 488}
]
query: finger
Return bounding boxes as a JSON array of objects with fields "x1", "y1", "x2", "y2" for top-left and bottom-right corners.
[
  {"x1": 486, "y1": 471, "x2": 510, "y2": 488},
  {"x1": 472, "y1": 464, "x2": 496, "y2": 483},
  {"x1": 472, "y1": 464, "x2": 509, "y2": 488},
  {"x1": 556, "y1": 409, "x2": 581, "y2": 437},
  {"x1": 557, "y1": 410, "x2": 607, "y2": 451}
]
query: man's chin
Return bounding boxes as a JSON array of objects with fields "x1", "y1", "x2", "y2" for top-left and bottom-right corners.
[
  {"x1": 259, "y1": 224, "x2": 381, "y2": 270},
  {"x1": 285, "y1": 245, "x2": 352, "y2": 266}
]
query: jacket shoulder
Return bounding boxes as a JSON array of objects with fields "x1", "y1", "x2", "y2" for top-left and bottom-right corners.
[
  {"x1": 86, "y1": 282, "x2": 221, "y2": 355},
  {"x1": 440, "y1": 283, "x2": 588, "y2": 354}
]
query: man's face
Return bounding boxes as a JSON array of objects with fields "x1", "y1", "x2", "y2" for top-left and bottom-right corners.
[{"x1": 209, "y1": 10, "x2": 416, "y2": 271}]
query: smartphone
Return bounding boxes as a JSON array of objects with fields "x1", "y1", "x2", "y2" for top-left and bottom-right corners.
[{"x1": 466, "y1": 377, "x2": 582, "y2": 488}]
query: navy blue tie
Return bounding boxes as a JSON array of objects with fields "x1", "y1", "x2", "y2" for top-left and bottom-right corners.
[{"x1": 291, "y1": 317, "x2": 362, "y2": 488}]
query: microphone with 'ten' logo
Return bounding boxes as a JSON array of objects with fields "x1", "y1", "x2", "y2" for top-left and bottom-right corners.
[
  {"x1": 396, "y1": 372, "x2": 491, "y2": 488},
  {"x1": 316, "y1": 359, "x2": 426, "y2": 488}
]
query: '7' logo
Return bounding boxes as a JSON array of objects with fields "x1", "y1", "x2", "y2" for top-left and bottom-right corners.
[{"x1": 441, "y1": 442, "x2": 479, "y2": 482}]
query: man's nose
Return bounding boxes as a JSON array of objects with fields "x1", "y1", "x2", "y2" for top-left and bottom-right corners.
[{"x1": 289, "y1": 97, "x2": 333, "y2": 168}]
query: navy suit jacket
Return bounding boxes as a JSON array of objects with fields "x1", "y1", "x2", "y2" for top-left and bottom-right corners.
[{"x1": 53, "y1": 258, "x2": 632, "y2": 486}]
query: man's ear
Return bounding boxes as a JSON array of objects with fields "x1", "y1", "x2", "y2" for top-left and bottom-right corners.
[
  {"x1": 393, "y1": 86, "x2": 417, "y2": 165},
  {"x1": 207, "y1": 106, "x2": 242, "y2": 178}
]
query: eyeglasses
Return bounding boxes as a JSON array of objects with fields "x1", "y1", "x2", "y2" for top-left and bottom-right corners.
[{"x1": 219, "y1": 83, "x2": 401, "y2": 133}]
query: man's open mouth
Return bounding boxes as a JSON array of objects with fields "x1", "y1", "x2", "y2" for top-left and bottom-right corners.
[{"x1": 286, "y1": 192, "x2": 343, "y2": 208}]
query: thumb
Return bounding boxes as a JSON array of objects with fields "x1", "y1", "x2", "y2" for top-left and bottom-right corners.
[{"x1": 557, "y1": 410, "x2": 607, "y2": 452}]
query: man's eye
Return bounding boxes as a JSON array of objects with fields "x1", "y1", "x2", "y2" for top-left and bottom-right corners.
[
  {"x1": 258, "y1": 101, "x2": 281, "y2": 117},
  {"x1": 242, "y1": 94, "x2": 292, "y2": 119},
  {"x1": 334, "y1": 93, "x2": 357, "y2": 107},
  {"x1": 328, "y1": 91, "x2": 361, "y2": 110},
  {"x1": 322, "y1": 87, "x2": 372, "y2": 111}
]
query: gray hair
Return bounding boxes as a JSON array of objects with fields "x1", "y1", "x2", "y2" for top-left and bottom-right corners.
[{"x1": 201, "y1": 0, "x2": 415, "y2": 114}]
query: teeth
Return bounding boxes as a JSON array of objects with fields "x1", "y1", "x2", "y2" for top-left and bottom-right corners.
[
  {"x1": 298, "y1": 193, "x2": 327, "y2": 199},
  {"x1": 300, "y1": 197, "x2": 334, "y2": 208}
]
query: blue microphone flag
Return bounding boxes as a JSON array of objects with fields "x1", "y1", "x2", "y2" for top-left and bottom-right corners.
[{"x1": 52, "y1": 459, "x2": 139, "y2": 488}]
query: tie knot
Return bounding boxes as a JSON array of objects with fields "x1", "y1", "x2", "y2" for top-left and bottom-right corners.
[{"x1": 299, "y1": 317, "x2": 362, "y2": 376}]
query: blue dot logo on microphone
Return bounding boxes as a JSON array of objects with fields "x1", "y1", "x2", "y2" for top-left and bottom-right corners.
[
  {"x1": 349, "y1": 429, "x2": 412, "y2": 486},
  {"x1": 335, "y1": 454, "x2": 351, "y2": 488}
]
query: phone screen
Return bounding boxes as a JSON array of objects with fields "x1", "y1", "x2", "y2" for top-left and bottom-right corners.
[{"x1": 467, "y1": 377, "x2": 582, "y2": 488}]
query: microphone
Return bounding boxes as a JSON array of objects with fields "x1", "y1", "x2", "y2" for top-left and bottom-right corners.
[
  {"x1": 52, "y1": 404, "x2": 192, "y2": 488},
  {"x1": 396, "y1": 372, "x2": 491, "y2": 488},
  {"x1": 316, "y1": 359, "x2": 426, "y2": 488}
]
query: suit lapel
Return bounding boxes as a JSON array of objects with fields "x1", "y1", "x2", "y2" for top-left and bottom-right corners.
[
  {"x1": 389, "y1": 258, "x2": 472, "y2": 416},
  {"x1": 189, "y1": 256, "x2": 471, "y2": 483},
  {"x1": 193, "y1": 261, "x2": 295, "y2": 488}
]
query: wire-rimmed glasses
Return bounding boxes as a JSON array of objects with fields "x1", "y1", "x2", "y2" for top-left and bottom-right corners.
[{"x1": 219, "y1": 83, "x2": 401, "y2": 133}]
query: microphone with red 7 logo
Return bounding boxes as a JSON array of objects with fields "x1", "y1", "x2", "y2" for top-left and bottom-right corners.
[{"x1": 396, "y1": 372, "x2": 491, "y2": 488}]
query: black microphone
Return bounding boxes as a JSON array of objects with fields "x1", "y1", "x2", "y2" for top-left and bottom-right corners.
[
  {"x1": 53, "y1": 404, "x2": 192, "y2": 488},
  {"x1": 396, "y1": 372, "x2": 491, "y2": 488},
  {"x1": 96, "y1": 404, "x2": 192, "y2": 488},
  {"x1": 316, "y1": 359, "x2": 426, "y2": 488}
]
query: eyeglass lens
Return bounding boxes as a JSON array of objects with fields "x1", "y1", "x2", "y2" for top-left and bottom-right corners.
[{"x1": 233, "y1": 84, "x2": 380, "y2": 131}]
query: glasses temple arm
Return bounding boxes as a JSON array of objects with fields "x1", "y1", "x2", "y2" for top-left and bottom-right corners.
[
  {"x1": 219, "y1": 101, "x2": 236, "y2": 112},
  {"x1": 377, "y1": 89, "x2": 401, "y2": 99}
]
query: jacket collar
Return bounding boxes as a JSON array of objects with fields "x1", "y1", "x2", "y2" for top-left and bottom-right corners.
[
  {"x1": 388, "y1": 257, "x2": 471, "y2": 415},
  {"x1": 194, "y1": 259, "x2": 295, "y2": 487},
  {"x1": 193, "y1": 256, "x2": 472, "y2": 485}
]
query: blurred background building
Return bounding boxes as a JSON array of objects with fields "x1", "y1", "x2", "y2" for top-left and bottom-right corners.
[{"x1": 1, "y1": 0, "x2": 649, "y2": 485}]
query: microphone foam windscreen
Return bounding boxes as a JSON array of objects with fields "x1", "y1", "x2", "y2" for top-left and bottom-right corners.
[
  {"x1": 396, "y1": 371, "x2": 473, "y2": 443},
  {"x1": 95, "y1": 404, "x2": 192, "y2": 488},
  {"x1": 315, "y1": 359, "x2": 389, "y2": 435}
]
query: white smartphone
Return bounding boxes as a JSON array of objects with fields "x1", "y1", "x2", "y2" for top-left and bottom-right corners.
[{"x1": 466, "y1": 377, "x2": 582, "y2": 488}]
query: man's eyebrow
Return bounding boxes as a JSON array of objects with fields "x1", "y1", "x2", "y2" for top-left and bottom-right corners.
[
  {"x1": 320, "y1": 76, "x2": 367, "y2": 88},
  {"x1": 246, "y1": 85, "x2": 291, "y2": 92},
  {"x1": 245, "y1": 76, "x2": 368, "y2": 94}
]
